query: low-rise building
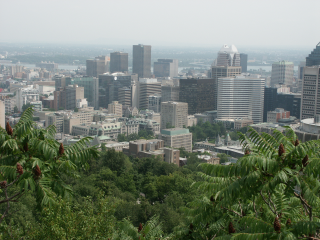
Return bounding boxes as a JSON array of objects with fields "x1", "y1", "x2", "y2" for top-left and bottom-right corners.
[
  {"x1": 267, "y1": 108, "x2": 290, "y2": 123},
  {"x1": 234, "y1": 119, "x2": 253, "y2": 130},
  {"x1": 122, "y1": 139, "x2": 180, "y2": 165},
  {"x1": 105, "y1": 142, "x2": 129, "y2": 151}
]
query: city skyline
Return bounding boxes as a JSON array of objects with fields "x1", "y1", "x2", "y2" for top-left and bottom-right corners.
[{"x1": 1, "y1": 0, "x2": 319, "y2": 48}]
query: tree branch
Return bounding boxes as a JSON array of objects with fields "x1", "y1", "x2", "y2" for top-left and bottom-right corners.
[
  {"x1": 238, "y1": 200, "x2": 244, "y2": 216},
  {"x1": 260, "y1": 190, "x2": 276, "y2": 215},
  {"x1": 268, "y1": 191, "x2": 278, "y2": 216},
  {"x1": 222, "y1": 207, "x2": 242, "y2": 217},
  {"x1": 0, "y1": 191, "x2": 23, "y2": 204},
  {"x1": 253, "y1": 198, "x2": 258, "y2": 218}
]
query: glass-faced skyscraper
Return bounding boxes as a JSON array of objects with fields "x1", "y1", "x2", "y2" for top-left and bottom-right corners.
[
  {"x1": 306, "y1": 42, "x2": 320, "y2": 67},
  {"x1": 132, "y1": 44, "x2": 151, "y2": 78}
]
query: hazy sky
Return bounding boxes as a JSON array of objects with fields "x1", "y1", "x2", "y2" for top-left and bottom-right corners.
[{"x1": 1, "y1": 0, "x2": 319, "y2": 49}]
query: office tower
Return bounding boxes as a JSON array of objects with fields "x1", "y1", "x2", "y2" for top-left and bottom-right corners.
[
  {"x1": 161, "y1": 85, "x2": 179, "y2": 102},
  {"x1": 54, "y1": 76, "x2": 72, "y2": 91},
  {"x1": 263, "y1": 87, "x2": 301, "y2": 121},
  {"x1": 298, "y1": 61, "x2": 306, "y2": 79},
  {"x1": 210, "y1": 66, "x2": 242, "y2": 110},
  {"x1": 154, "y1": 59, "x2": 178, "y2": 78},
  {"x1": 160, "y1": 101, "x2": 188, "y2": 129},
  {"x1": 306, "y1": 42, "x2": 320, "y2": 66},
  {"x1": 98, "y1": 73, "x2": 137, "y2": 108},
  {"x1": 179, "y1": 78, "x2": 216, "y2": 115},
  {"x1": 110, "y1": 52, "x2": 128, "y2": 73},
  {"x1": 217, "y1": 76, "x2": 265, "y2": 123},
  {"x1": 263, "y1": 87, "x2": 278, "y2": 122},
  {"x1": 240, "y1": 53, "x2": 248, "y2": 72},
  {"x1": 54, "y1": 84, "x2": 84, "y2": 110},
  {"x1": 0, "y1": 100, "x2": 5, "y2": 129},
  {"x1": 159, "y1": 128, "x2": 192, "y2": 152},
  {"x1": 301, "y1": 66, "x2": 320, "y2": 119},
  {"x1": 118, "y1": 87, "x2": 133, "y2": 107},
  {"x1": 270, "y1": 61, "x2": 294, "y2": 87},
  {"x1": 108, "y1": 101, "x2": 122, "y2": 117},
  {"x1": 148, "y1": 95, "x2": 161, "y2": 113},
  {"x1": 132, "y1": 44, "x2": 151, "y2": 78},
  {"x1": 73, "y1": 77, "x2": 99, "y2": 109},
  {"x1": 277, "y1": 93, "x2": 301, "y2": 119},
  {"x1": 86, "y1": 56, "x2": 110, "y2": 77},
  {"x1": 216, "y1": 44, "x2": 240, "y2": 67},
  {"x1": 138, "y1": 78, "x2": 161, "y2": 110}
]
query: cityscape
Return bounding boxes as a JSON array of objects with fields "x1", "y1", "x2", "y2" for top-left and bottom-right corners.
[
  {"x1": 1, "y1": 0, "x2": 320, "y2": 239},
  {"x1": 0, "y1": 43, "x2": 319, "y2": 162}
]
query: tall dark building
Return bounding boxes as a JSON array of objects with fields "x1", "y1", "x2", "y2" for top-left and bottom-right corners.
[
  {"x1": 132, "y1": 44, "x2": 151, "y2": 78},
  {"x1": 263, "y1": 87, "x2": 301, "y2": 121},
  {"x1": 179, "y1": 78, "x2": 215, "y2": 115},
  {"x1": 263, "y1": 87, "x2": 278, "y2": 122},
  {"x1": 240, "y1": 53, "x2": 248, "y2": 72},
  {"x1": 98, "y1": 73, "x2": 138, "y2": 109},
  {"x1": 277, "y1": 93, "x2": 301, "y2": 120},
  {"x1": 110, "y1": 52, "x2": 128, "y2": 73},
  {"x1": 306, "y1": 43, "x2": 320, "y2": 67}
]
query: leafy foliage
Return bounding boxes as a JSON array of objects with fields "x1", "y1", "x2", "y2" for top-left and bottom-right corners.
[
  {"x1": 0, "y1": 108, "x2": 99, "y2": 225},
  {"x1": 179, "y1": 127, "x2": 320, "y2": 239}
]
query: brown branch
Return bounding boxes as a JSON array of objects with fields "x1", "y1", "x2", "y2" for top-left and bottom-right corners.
[
  {"x1": 253, "y1": 198, "x2": 258, "y2": 218},
  {"x1": 0, "y1": 191, "x2": 23, "y2": 204},
  {"x1": 268, "y1": 191, "x2": 278, "y2": 216},
  {"x1": 238, "y1": 200, "x2": 244, "y2": 216},
  {"x1": 294, "y1": 192, "x2": 313, "y2": 221},
  {"x1": 260, "y1": 190, "x2": 276, "y2": 215},
  {"x1": 0, "y1": 174, "x2": 21, "y2": 190},
  {"x1": 222, "y1": 207, "x2": 242, "y2": 217}
]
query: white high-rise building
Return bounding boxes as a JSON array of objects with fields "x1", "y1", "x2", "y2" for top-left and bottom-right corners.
[
  {"x1": 271, "y1": 61, "x2": 294, "y2": 87},
  {"x1": 0, "y1": 101, "x2": 5, "y2": 129},
  {"x1": 216, "y1": 44, "x2": 241, "y2": 67},
  {"x1": 160, "y1": 101, "x2": 188, "y2": 129},
  {"x1": 217, "y1": 75, "x2": 265, "y2": 123}
]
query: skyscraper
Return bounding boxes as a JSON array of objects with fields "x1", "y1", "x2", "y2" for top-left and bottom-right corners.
[
  {"x1": 216, "y1": 44, "x2": 240, "y2": 67},
  {"x1": 210, "y1": 44, "x2": 242, "y2": 110},
  {"x1": 217, "y1": 76, "x2": 265, "y2": 123},
  {"x1": 137, "y1": 78, "x2": 161, "y2": 110},
  {"x1": 132, "y1": 44, "x2": 151, "y2": 78},
  {"x1": 210, "y1": 66, "x2": 241, "y2": 110},
  {"x1": 301, "y1": 66, "x2": 320, "y2": 120},
  {"x1": 240, "y1": 53, "x2": 248, "y2": 72},
  {"x1": 160, "y1": 102, "x2": 188, "y2": 129},
  {"x1": 110, "y1": 52, "x2": 128, "y2": 73},
  {"x1": 153, "y1": 59, "x2": 178, "y2": 78},
  {"x1": 0, "y1": 100, "x2": 5, "y2": 129},
  {"x1": 179, "y1": 78, "x2": 215, "y2": 115},
  {"x1": 98, "y1": 73, "x2": 137, "y2": 108},
  {"x1": 86, "y1": 56, "x2": 109, "y2": 77},
  {"x1": 270, "y1": 61, "x2": 294, "y2": 87},
  {"x1": 306, "y1": 42, "x2": 320, "y2": 67}
]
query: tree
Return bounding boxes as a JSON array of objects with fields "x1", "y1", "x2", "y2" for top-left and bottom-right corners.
[
  {"x1": 0, "y1": 108, "x2": 99, "y2": 226},
  {"x1": 166, "y1": 122, "x2": 175, "y2": 129},
  {"x1": 22, "y1": 103, "x2": 32, "y2": 112},
  {"x1": 27, "y1": 193, "x2": 116, "y2": 239},
  {"x1": 74, "y1": 107, "x2": 79, "y2": 112},
  {"x1": 14, "y1": 106, "x2": 18, "y2": 113},
  {"x1": 178, "y1": 127, "x2": 320, "y2": 239},
  {"x1": 217, "y1": 153, "x2": 230, "y2": 163},
  {"x1": 117, "y1": 133, "x2": 127, "y2": 142}
]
